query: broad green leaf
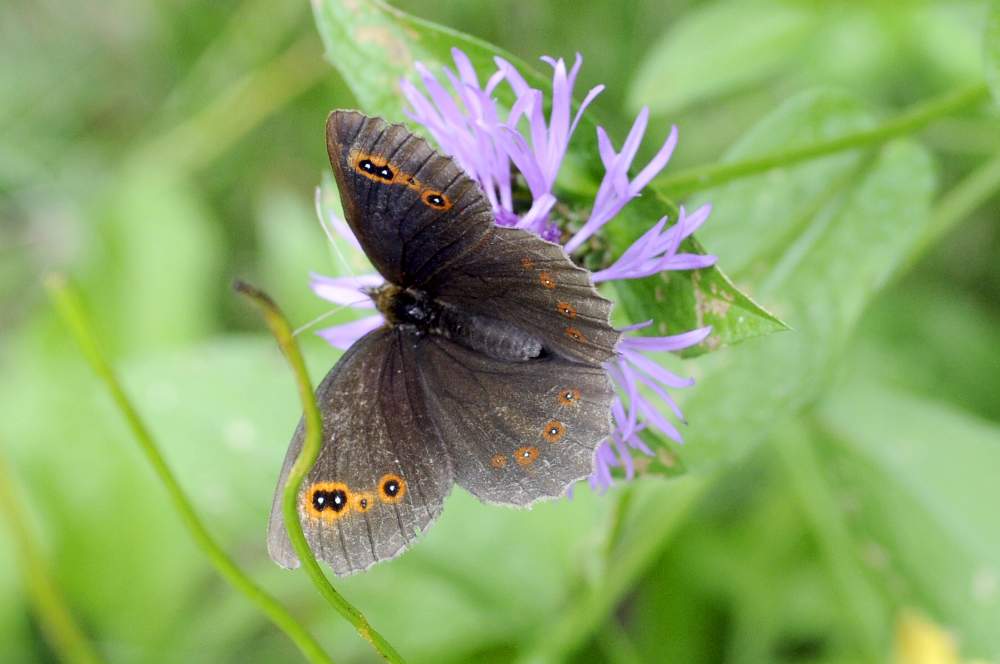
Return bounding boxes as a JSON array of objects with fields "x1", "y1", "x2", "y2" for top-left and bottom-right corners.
[
  {"x1": 626, "y1": 0, "x2": 820, "y2": 115},
  {"x1": 679, "y1": 134, "x2": 937, "y2": 469},
  {"x1": 816, "y1": 379, "x2": 1000, "y2": 660},
  {"x1": 606, "y1": 194, "x2": 788, "y2": 356},
  {"x1": 987, "y1": 0, "x2": 1000, "y2": 107},
  {"x1": 311, "y1": 0, "x2": 539, "y2": 120},
  {"x1": 312, "y1": 0, "x2": 784, "y2": 351}
]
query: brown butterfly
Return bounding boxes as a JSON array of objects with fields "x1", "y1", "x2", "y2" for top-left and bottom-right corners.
[{"x1": 267, "y1": 111, "x2": 620, "y2": 575}]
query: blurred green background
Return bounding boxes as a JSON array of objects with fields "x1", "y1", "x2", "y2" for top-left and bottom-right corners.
[{"x1": 2, "y1": 0, "x2": 999, "y2": 662}]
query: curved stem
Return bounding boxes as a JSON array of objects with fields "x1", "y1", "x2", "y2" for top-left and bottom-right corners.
[
  {"x1": 44, "y1": 275, "x2": 335, "y2": 664},
  {"x1": 656, "y1": 83, "x2": 989, "y2": 197},
  {"x1": 911, "y1": 148, "x2": 1000, "y2": 268},
  {"x1": 0, "y1": 453, "x2": 104, "y2": 664},
  {"x1": 234, "y1": 280, "x2": 406, "y2": 664},
  {"x1": 131, "y1": 34, "x2": 327, "y2": 173},
  {"x1": 517, "y1": 477, "x2": 709, "y2": 664}
]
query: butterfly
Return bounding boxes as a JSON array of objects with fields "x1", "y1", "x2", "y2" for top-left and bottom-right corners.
[{"x1": 267, "y1": 110, "x2": 621, "y2": 575}]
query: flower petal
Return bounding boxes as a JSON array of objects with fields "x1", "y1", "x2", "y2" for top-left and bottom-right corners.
[{"x1": 316, "y1": 314, "x2": 385, "y2": 350}]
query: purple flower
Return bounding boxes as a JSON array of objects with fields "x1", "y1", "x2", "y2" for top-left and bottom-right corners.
[{"x1": 311, "y1": 49, "x2": 717, "y2": 491}]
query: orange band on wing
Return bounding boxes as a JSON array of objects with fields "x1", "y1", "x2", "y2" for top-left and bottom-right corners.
[{"x1": 348, "y1": 150, "x2": 452, "y2": 209}]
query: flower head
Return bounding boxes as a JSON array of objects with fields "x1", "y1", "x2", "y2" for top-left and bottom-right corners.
[{"x1": 312, "y1": 49, "x2": 716, "y2": 491}]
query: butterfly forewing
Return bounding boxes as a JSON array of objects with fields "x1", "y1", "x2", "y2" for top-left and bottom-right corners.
[
  {"x1": 267, "y1": 328, "x2": 453, "y2": 574},
  {"x1": 326, "y1": 110, "x2": 495, "y2": 287}
]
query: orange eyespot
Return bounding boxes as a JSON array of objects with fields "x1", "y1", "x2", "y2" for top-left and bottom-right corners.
[
  {"x1": 515, "y1": 446, "x2": 539, "y2": 466},
  {"x1": 351, "y1": 151, "x2": 421, "y2": 187},
  {"x1": 542, "y1": 420, "x2": 566, "y2": 443},
  {"x1": 556, "y1": 301, "x2": 576, "y2": 318},
  {"x1": 421, "y1": 190, "x2": 452, "y2": 210},
  {"x1": 490, "y1": 453, "x2": 507, "y2": 469},
  {"x1": 564, "y1": 327, "x2": 585, "y2": 342},
  {"x1": 521, "y1": 257, "x2": 535, "y2": 270},
  {"x1": 378, "y1": 473, "x2": 406, "y2": 504},
  {"x1": 557, "y1": 388, "x2": 581, "y2": 406},
  {"x1": 539, "y1": 272, "x2": 556, "y2": 289},
  {"x1": 353, "y1": 152, "x2": 395, "y2": 182},
  {"x1": 304, "y1": 482, "x2": 351, "y2": 521}
]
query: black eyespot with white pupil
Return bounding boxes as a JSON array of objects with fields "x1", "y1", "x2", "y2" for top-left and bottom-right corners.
[
  {"x1": 359, "y1": 159, "x2": 374, "y2": 172},
  {"x1": 422, "y1": 191, "x2": 447, "y2": 208},
  {"x1": 382, "y1": 479, "x2": 400, "y2": 497},
  {"x1": 312, "y1": 488, "x2": 347, "y2": 512},
  {"x1": 377, "y1": 165, "x2": 393, "y2": 180}
]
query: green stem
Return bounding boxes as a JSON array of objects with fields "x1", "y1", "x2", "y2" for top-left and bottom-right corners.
[
  {"x1": 44, "y1": 275, "x2": 335, "y2": 664},
  {"x1": 131, "y1": 34, "x2": 328, "y2": 173},
  {"x1": 234, "y1": 281, "x2": 406, "y2": 664},
  {"x1": 154, "y1": 0, "x2": 307, "y2": 125},
  {"x1": 595, "y1": 616, "x2": 643, "y2": 664},
  {"x1": 656, "y1": 83, "x2": 989, "y2": 197},
  {"x1": 517, "y1": 476, "x2": 709, "y2": 664},
  {"x1": 905, "y1": 148, "x2": 1000, "y2": 272},
  {"x1": 772, "y1": 425, "x2": 884, "y2": 663},
  {"x1": 0, "y1": 454, "x2": 103, "y2": 664},
  {"x1": 600, "y1": 484, "x2": 635, "y2": 568}
]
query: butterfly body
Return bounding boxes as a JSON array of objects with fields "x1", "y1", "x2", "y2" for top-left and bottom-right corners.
[
  {"x1": 267, "y1": 111, "x2": 621, "y2": 575},
  {"x1": 372, "y1": 282, "x2": 545, "y2": 361}
]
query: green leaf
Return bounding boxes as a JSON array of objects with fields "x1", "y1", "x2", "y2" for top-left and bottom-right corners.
[
  {"x1": 987, "y1": 0, "x2": 1000, "y2": 107},
  {"x1": 312, "y1": 0, "x2": 784, "y2": 352},
  {"x1": 815, "y1": 379, "x2": 1000, "y2": 660},
  {"x1": 311, "y1": 0, "x2": 543, "y2": 120},
  {"x1": 626, "y1": 0, "x2": 820, "y2": 115},
  {"x1": 678, "y1": 122, "x2": 937, "y2": 469},
  {"x1": 606, "y1": 194, "x2": 788, "y2": 357}
]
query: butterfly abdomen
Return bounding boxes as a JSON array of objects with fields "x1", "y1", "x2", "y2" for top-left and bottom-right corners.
[
  {"x1": 373, "y1": 283, "x2": 543, "y2": 362},
  {"x1": 435, "y1": 304, "x2": 543, "y2": 362}
]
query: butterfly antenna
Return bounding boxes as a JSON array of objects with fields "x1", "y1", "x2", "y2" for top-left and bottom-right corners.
[
  {"x1": 314, "y1": 186, "x2": 358, "y2": 280},
  {"x1": 292, "y1": 299, "x2": 370, "y2": 337}
]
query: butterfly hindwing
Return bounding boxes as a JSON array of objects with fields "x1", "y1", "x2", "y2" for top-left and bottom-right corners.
[
  {"x1": 267, "y1": 327, "x2": 454, "y2": 575},
  {"x1": 326, "y1": 110, "x2": 495, "y2": 287},
  {"x1": 416, "y1": 335, "x2": 615, "y2": 506}
]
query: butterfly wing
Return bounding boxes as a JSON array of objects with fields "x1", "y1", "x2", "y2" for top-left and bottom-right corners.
[
  {"x1": 328, "y1": 110, "x2": 619, "y2": 365},
  {"x1": 326, "y1": 110, "x2": 494, "y2": 287},
  {"x1": 424, "y1": 226, "x2": 621, "y2": 365},
  {"x1": 266, "y1": 327, "x2": 454, "y2": 575},
  {"x1": 416, "y1": 335, "x2": 615, "y2": 506}
]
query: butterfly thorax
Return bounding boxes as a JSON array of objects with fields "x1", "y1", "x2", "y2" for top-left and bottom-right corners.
[{"x1": 371, "y1": 283, "x2": 544, "y2": 362}]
